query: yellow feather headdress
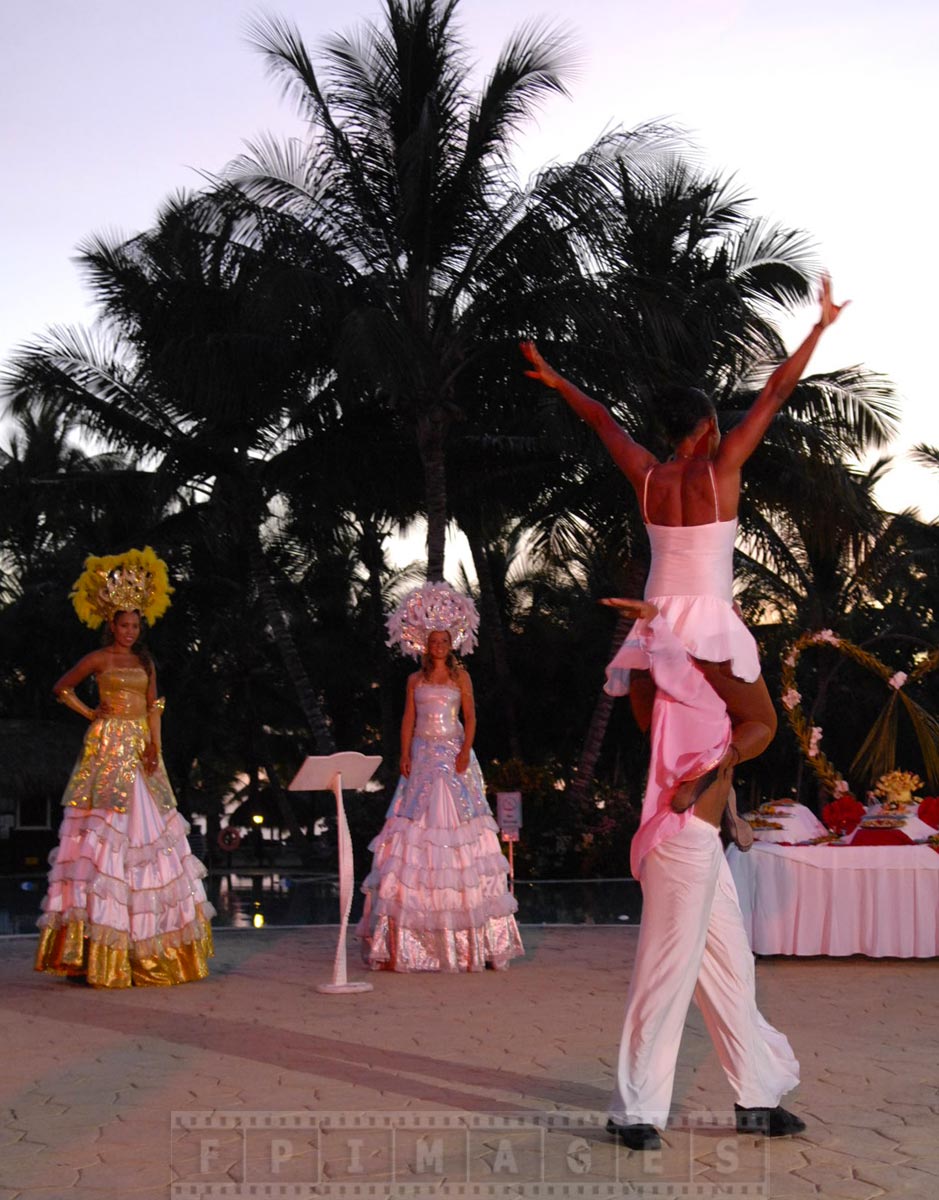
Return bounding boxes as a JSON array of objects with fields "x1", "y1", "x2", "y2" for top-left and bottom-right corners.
[{"x1": 70, "y1": 546, "x2": 173, "y2": 629}]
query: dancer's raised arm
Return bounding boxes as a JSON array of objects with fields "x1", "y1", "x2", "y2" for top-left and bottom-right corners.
[
  {"x1": 717, "y1": 277, "x2": 848, "y2": 470},
  {"x1": 520, "y1": 341, "x2": 656, "y2": 488}
]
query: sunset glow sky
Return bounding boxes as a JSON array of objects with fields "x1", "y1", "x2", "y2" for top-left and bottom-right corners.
[{"x1": 3, "y1": 0, "x2": 936, "y2": 517}]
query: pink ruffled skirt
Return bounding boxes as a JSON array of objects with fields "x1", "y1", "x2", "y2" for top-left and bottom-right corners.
[
  {"x1": 35, "y1": 771, "x2": 214, "y2": 987},
  {"x1": 357, "y1": 770, "x2": 524, "y2": 972},
  {"x1": 606, "y1": 593, "x2": 761, "y2": 695}
]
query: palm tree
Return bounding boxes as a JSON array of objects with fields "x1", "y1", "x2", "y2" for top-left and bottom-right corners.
[
  {"x1": 3, "y1": 192, "x2": 340, "y2": 758},
  {"x1": 0, "y1": 404, "x2": 170, "y2": 718},
  {"x1": 228, "y1": 0, "x2": 629, "y2": 581},
  {"x1": 733, "y1": 459, "x2": 939, "y2": 796},
  {"x1": 513, "y1": 154, "x2": 900, "y2": 797}
]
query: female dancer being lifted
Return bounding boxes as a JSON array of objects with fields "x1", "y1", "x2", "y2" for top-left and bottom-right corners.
[{"x1": 521, "y1": 277, "x2": 847, "y2": 832}]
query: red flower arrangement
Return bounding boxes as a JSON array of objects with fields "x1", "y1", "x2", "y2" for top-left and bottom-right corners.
[{"x1": 821, "y1": 794, "x2": 865, "y2": 837}]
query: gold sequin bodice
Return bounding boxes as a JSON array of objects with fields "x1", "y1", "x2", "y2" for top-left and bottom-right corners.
[
  {"x1": 60, "y1": 666, "x2": 176, "y2": 814},
  {"x1": 97, "y1": 667, "x2": 149, "y2": 718}
]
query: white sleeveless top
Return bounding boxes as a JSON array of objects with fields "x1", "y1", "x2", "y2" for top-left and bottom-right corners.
[{"x1": 605, "y1": 463, "x2": 760, "y2": 692}]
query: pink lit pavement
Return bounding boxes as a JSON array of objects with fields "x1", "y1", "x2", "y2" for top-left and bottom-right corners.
[{"x1": 1, "y1": 926, "x2": 937, "y2": 1199}]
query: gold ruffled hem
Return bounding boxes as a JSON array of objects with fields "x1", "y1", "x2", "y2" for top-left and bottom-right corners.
[{"x1": 35, "y1": 913, "x2": 214, "y2": 988}]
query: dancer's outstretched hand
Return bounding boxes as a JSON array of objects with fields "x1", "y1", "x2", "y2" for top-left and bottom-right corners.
[
  {"x1": 599, "y1": 598, "x2": 659, "y2": 620},
  {"x1": 817, "y1": 275, "x2": 850, "y2": 329},
  {"x1": 520, "y1": 341, "x2": 562, "y2": 389}
]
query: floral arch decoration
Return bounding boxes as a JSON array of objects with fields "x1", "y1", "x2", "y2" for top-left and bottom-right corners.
[{"x1": 780, "y1": 629, "x2": 939, "y2": 799}]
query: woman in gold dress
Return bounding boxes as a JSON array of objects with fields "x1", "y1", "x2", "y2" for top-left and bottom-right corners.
[{"x1": 35, "y1": 548, "x2": 214, "y2": 987}]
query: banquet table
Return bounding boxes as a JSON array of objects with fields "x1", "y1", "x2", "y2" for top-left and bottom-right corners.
[{"x1": 726, "y1": 841, "x2": 939, "y2": 958}]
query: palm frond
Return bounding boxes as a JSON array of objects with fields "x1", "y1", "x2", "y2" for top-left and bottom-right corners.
[
  {"x1": 726, "y1": 217, "x2": 818, "y2": 309},
  {"x1": 781, "y1": 368, "x2": 900, "y2": 453},
  {"x1": 464, "y1": 18, "x2": 576, "y2": 169},
  {"x1": 911, "y1": 443, "x2": 939, "y2": 473}
]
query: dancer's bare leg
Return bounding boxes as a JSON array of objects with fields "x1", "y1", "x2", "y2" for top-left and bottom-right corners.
[
  {"x1": 599, "y1": 600, "x2": 777, "y2": 829},
  {"x1": 671, "y1": 744, "x2": 738, "y2": 826},
  {"x1": 697, "y1": 662, "x2": 777, "y2": 763}
]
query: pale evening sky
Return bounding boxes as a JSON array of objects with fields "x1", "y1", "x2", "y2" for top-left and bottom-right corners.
[{"x1": 2, "y1": 0, "x2": 936, "y2": 518}]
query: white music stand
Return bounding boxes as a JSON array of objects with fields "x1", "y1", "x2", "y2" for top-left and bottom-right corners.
[{"x1": 289, "y1": 751, "x2": 382, "y2": 994}]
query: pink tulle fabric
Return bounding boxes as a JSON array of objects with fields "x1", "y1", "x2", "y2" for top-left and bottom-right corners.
[{"x1": 39, "y1": 770, "x2": 214, "y2": 957}]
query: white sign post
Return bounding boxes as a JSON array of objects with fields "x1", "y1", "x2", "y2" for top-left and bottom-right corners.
[
  {"x1": 496, "y1": 791, "x2": 523, "y2": 895},
  {"x1": 289, "y1": 751, "x2": 382, "y2": 994}
]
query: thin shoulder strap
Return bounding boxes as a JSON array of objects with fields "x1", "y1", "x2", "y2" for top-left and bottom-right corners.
[
  {"x1": 707, "y1": 462, "x2": 720, "y2": 522},
  {"x1": 641, "y1": 466, "x2": 655, "y2": 524}
]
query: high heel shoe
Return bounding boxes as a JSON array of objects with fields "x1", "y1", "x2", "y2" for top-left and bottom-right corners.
[
  {"x1": 721, "y1": 787, "x2": 753, "y2": 851},
  {"x1": 671, "y1": 744, "x2": 738, "y2": 815},
  {"x1": 671, "y1": 764, "x2": 721, "y2": 813}
]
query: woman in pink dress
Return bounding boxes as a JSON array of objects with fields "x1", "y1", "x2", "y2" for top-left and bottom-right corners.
[
  {"x1": 35, "y1": 548, "x2": 213, "y2": 987},
  {"x1": 521, "y1": 277, "x2": 848, "y2": 829}
]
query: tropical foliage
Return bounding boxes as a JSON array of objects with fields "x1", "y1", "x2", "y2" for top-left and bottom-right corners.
[{"x1": 2, "y1": 0, "x2": 935, "y2": 876}]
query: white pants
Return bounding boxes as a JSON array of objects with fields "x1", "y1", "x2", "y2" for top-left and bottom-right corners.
[{"x1": 608, "y1": 817, "x2": 799, "y2": 1126}]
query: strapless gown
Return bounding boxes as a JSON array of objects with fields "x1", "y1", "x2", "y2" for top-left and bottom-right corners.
[
  {"x1": 35, "y1": 668, "x2": 214, "y2": 987},
  {"x1": 357, "y1": 684, "x2": 524, "y2": 971}
]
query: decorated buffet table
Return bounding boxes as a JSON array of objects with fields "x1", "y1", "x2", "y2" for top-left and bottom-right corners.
[
  {"x1": 726, "y1": 629, "x2": 939, "y2": 958},
  {"x1": 727, "y1": 801, "x2": 939, "y2": 958}
]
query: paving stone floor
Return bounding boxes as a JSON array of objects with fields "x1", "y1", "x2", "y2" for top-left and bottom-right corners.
[{"x1": 2, "y1": 926, "x2": 937, "y2": 1199}]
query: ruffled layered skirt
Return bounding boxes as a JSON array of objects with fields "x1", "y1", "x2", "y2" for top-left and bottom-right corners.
[
  {"x1": 35, "y1": 771, "x2": 214, "y2": 987},
  {"x1": 606, "y1": 593, "x2": 760, "y2": 695},
  {"x1": 357, "y1": 758, "x2": 524, "y2": 972}
]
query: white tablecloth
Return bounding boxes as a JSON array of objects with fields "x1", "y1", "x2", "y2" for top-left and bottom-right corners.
[{"x1": 727, "y1": 842, "x2": 939, "y2": 957}]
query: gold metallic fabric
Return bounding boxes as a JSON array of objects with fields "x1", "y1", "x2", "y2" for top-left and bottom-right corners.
[
  {"x1": 35, "y1": 908, "x2": 213, "y2": 988},
  {"x1": 61, "y1": 669, "x2": 174, "y2": 813}
]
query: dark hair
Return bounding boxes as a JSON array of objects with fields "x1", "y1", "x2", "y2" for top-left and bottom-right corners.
[
  {"x1": 656, "y1": 385, "x2": 717, "y2": 448},
  {"x1": 102, "y1": 609, "x2": 155, "y2": 677}
]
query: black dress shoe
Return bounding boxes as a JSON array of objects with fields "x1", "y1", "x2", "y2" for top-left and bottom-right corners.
[
  {"x1": 606, "y1": 1119, "x2": 662, "y2": 1150},
  {"x1": 734, "y1": 1105, "x2": 806, "y2": 1137}
]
